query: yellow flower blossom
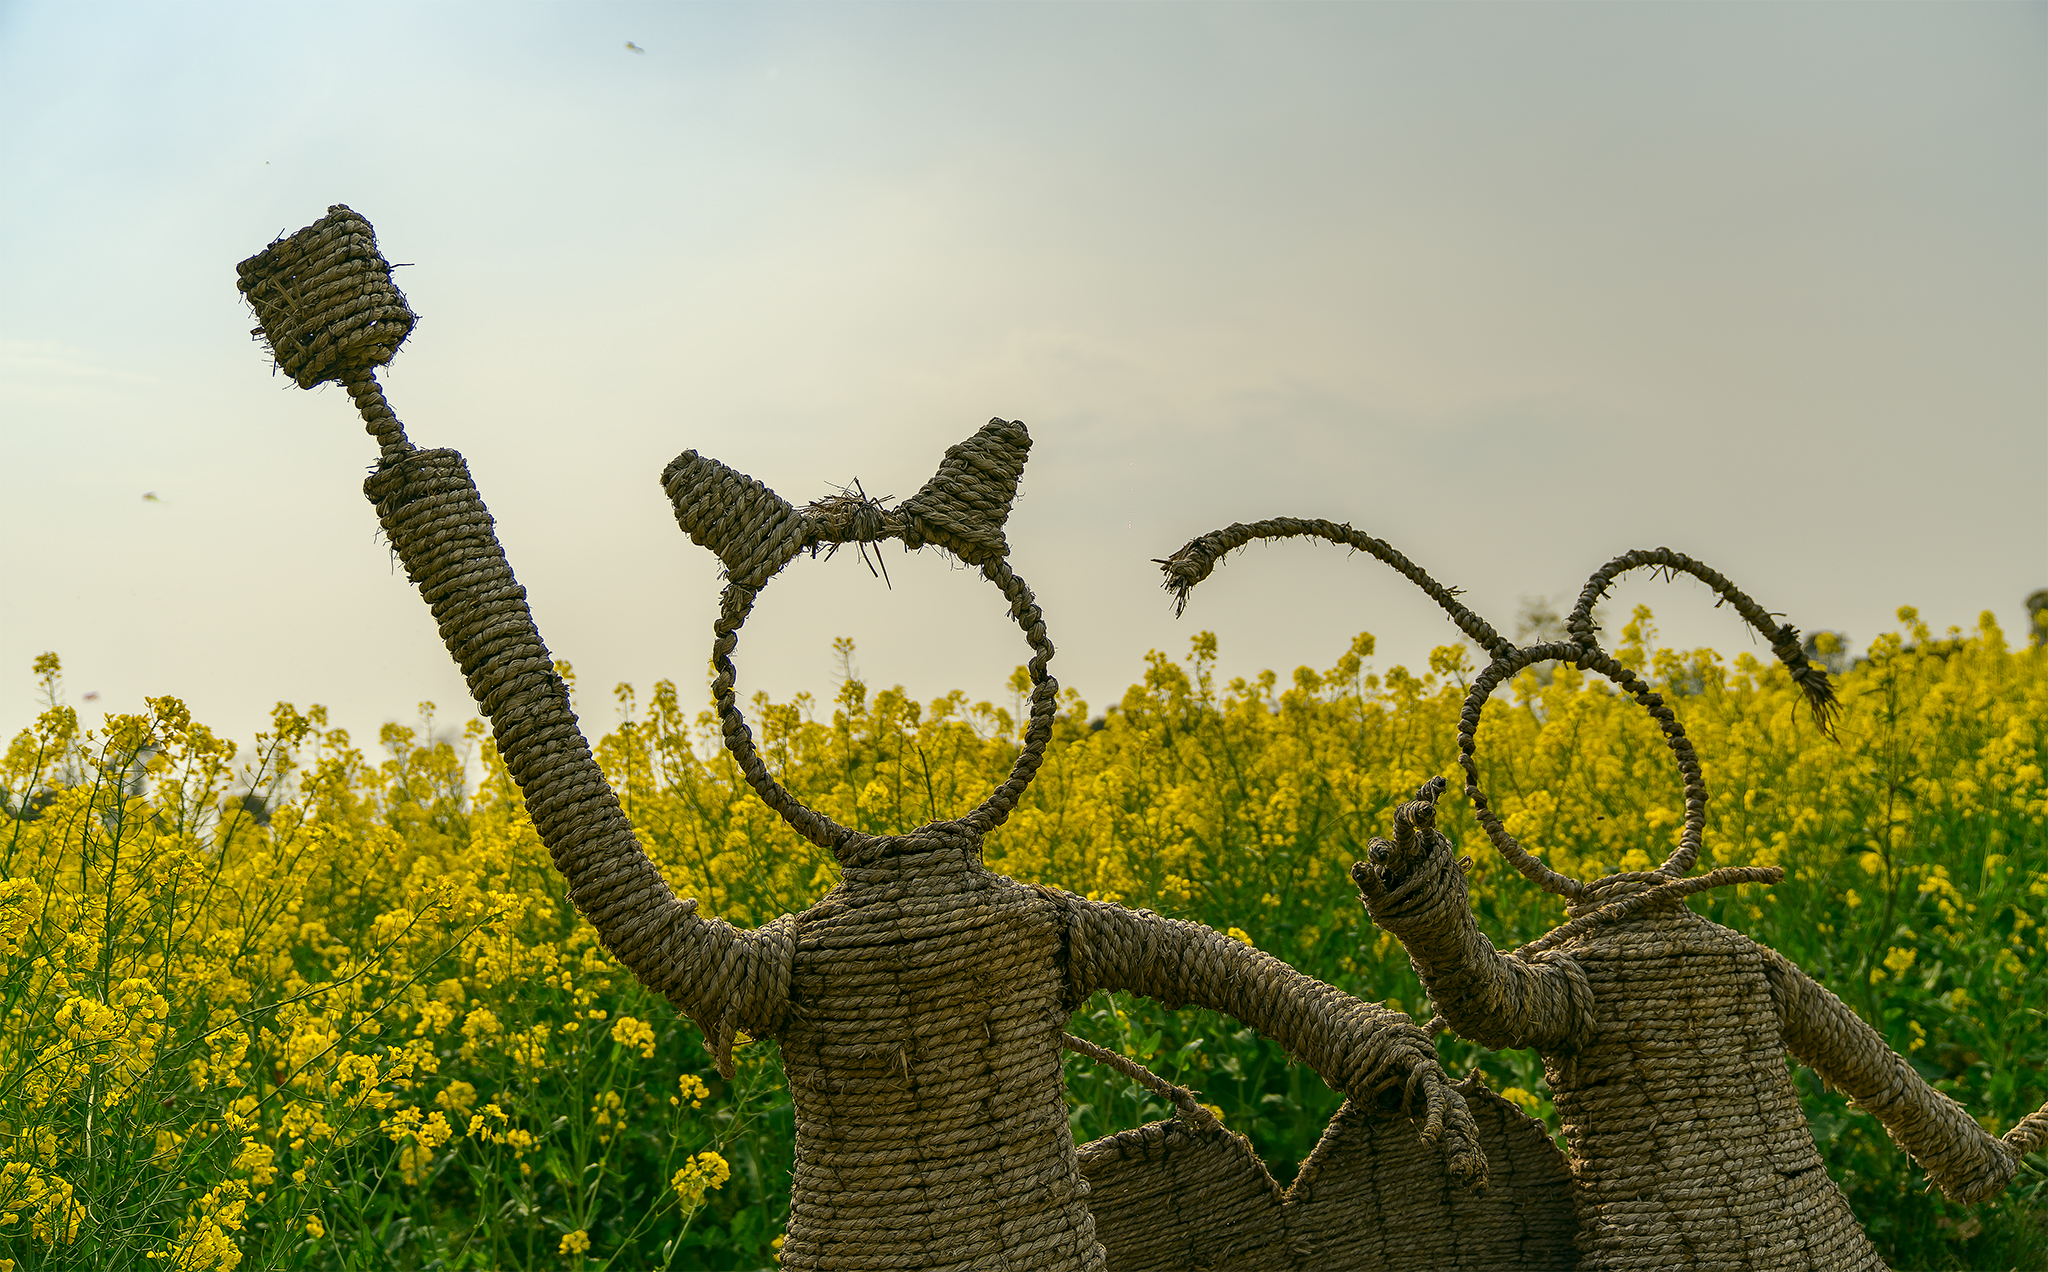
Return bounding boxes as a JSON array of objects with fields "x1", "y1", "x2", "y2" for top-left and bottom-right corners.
[
  {"x1": 458, "y1": 1007, "x2": 502, "y2": 1062},
  {"x1": 610, "y1": 1014, "x2": 657, "y2": 1059},
  {"x1": 1499, "y1": 1087, "x2": 1542, "y2": 1115},
  {"x1": 231, "y1": 1137, "x2": 277, "y2": 1187},
  {"x1": 435, "y1": 1080, "x2": 477, "y2": 1117},
  {"x1": 0, "y1": 615, "x2": 2041, "y2": 1261},
  {"x1": 672, "y1": 1151, "x2": 732, "y2": 1210}
]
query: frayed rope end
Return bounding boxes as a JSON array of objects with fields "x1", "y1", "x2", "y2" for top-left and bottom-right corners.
[{"x1": 1154, "y1": 535, "x2": 1224, "y2": 618}]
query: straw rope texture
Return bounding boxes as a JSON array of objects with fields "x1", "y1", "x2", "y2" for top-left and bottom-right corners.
[
  {"x1": 1164, "y1": 519, "x2": 2048, "y2": 1271},
  {"x1": 239, "y1": 205, "x2": 1510, "y2": 1270},
  {"x1": 1078, "y1": 1070, "x2": 1576, "y2": 1271}
]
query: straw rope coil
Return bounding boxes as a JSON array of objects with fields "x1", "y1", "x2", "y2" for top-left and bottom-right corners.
[
  {"x1": 1156, "y1": 517, "x2": 1512, "y2": 658},
  {"x1": 1567, "y1": 546, "x2": 1839, "y2": 735}
]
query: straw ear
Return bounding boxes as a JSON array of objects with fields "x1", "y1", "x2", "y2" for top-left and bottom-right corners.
[
  {"x1": 661, "y1": 450, "x2": 807, "y2": 588},
  {"x1": 897, "y1": 418, "x2": 1031, "y2": 566}
]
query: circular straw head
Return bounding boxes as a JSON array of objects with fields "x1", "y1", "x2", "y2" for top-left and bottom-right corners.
[{"x1": 236, "y1": 204, "x2": 414, "y2": 389}]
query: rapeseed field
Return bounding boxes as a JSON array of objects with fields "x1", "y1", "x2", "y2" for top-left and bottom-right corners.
[{"x1": 2, "y1": 606, "x2": 2042, "y2": 1269}]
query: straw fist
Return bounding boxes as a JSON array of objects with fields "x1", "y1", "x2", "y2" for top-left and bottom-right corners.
[{"x1": 1354, "y1": 775, "x2": 1452, "y2": 898}]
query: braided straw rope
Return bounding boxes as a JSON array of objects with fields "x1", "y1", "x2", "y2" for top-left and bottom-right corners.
[
  {"x1": 241, "y1": 207, "x2": 1505, "y2": 1270},
  {"x1": 1156, "y1": 516, "x2": 1512, "y2": 657},
  {"x1": 1165, "y1": 515, "x2": 2048, "y2": 1270},
  {"x1": 1568, "y1": 546, "x2": 1840, "y2": 735}
]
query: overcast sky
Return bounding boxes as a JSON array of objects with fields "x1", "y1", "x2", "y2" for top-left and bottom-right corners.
[{"x1": 2, "y1": 1, "x2": 2042, "y2": 762}]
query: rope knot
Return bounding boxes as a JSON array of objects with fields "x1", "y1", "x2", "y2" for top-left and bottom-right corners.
[{"x1": 802, "y1": 489, "x2": 895, "y2": 546}]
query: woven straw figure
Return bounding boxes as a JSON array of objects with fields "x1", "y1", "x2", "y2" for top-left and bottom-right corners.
[
  {"x1": 240, "y1": 207, "x2": 1494, "y2": 1270},
  {"x1": 1160, "y1": 519, "x2": 2048, "y2": 1271}
]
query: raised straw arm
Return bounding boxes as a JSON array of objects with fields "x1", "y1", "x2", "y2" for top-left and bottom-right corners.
[
  {"x1": 1352, "y1": 779, "x2": 1594, "y2": 1054},
  {"x1": 237, "y1": 206, "x2": 791, "y2": 1076},
  {"x1": 362, "y1": 452, "x2": 793, "y2": 1075},
  {"x1": 1061, "y1": 891, "x2": 1489, "y2": 1189}
]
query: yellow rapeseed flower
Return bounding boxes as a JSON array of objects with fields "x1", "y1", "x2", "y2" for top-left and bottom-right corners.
[
  {"x1": 610, "y1": 1014, "x2": 658, "y2": 1059},
  {"x1": 671, "y1": 1151, "x2": 732, "y2": 1210}
]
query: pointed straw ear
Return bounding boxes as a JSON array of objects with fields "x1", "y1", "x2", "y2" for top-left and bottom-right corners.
[
  {"x1": 1566, "y1": 547, "x2": 1839, "y2": 738},
  {"x1": 897, "y1": 418, "x2": 1031, "y2": 566},
  {"x1": 661, "y1": 451, "x2": 807, "y2": 588}
]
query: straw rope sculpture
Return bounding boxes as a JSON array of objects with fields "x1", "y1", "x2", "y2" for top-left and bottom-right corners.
[
  {"x1": 1160, "y1": 518, "x2": 2048, "y2": 1271},
  {"x1": 238, "y1": 206, "x2": 1515, "y2": 1270}
]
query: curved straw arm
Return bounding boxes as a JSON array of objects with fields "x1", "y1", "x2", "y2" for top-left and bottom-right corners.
[
  {"x1": 365, "y1": 449, "x2": 792, "y2": 1078},
  {"x1": 1155, "y1": 517, "x2": 1513, "y2": 659},
  {"x1": 1458, "y1": 640, "x2": 1709, "y2": 884},
  {"x1": 1353, "y1": 784, "x2": 1596, "y2": 1054},
  {"x1": 1061, "y1": 893, "x2": 1487, "y2": 1189},
  {"x1": 1567, "y1": 546, "x2": 1838, "y2": 735},
  {"x1": 1762, "y1": 946, "x2": 2045, "y2": 1204}
]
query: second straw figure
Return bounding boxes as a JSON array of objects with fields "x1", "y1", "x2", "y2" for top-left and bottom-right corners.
[{"x1": 1160, "y1": 519, "x2": 2048, "y2": 1272}]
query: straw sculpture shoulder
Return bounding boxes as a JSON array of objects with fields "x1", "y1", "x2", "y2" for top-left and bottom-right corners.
[
  {"x1": 238, "y1": 207, "x2": 1494, "y2": 1270},
  {"x1": 1160, "y1": 518, "x2": 2048, "y2": 1272}
]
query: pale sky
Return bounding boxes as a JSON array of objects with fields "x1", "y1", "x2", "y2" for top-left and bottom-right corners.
[{"x1": 2, "y1": 1, "x2": 2043, "y2": 760}]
